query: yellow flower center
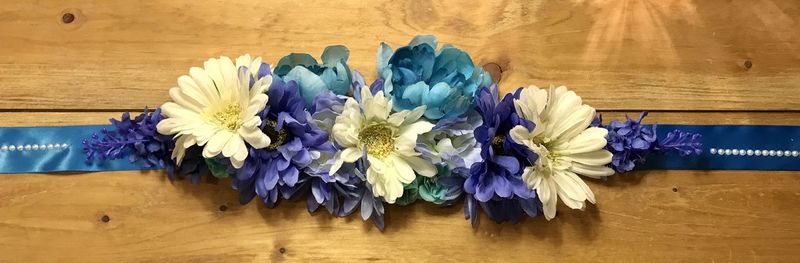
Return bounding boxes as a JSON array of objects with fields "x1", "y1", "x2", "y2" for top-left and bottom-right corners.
[
  {"x1": 491, "y1": 135, "x2": 506, "y2": 154},
  {"x1": 263, "y1": 118, "x2": 288, "y2": 150},
  {"x1": 358, "y1": 123, "x2": 395, "y2": 159},
  {"x1": 210, "y1": 103, "x2": 243, "y2": 131}
]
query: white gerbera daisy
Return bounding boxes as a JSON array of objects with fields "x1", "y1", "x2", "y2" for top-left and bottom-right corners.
[
  {"x1": 330, "y1": 87, "x2": 437, "y2": 203},
  {"x1": 156, "y1": 55, "x2": 273, "y2": 169},
  {"x1": 510, "y1": 85, "x2": 615, "y2": 220}
]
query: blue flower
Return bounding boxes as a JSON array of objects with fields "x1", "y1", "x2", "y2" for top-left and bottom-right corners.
[
  {"x1": 285, "y1": 90, "x2": 365, "y2": 217},
  {"x1": 231, "y1": 78, "x2": 334, "y2": 207},
  {"x1": 463, "y1": 85, "x2": 540, "y2": 227},
  {"x1": 274, "y1": 45, "x2": 353, "y2": 107},
  {"x1": 377, "y1": 35, "x2": 492, "y2": 120},
  {"x1": 83, "y1": 108, "x2": 177, "y2": 177},
  {"x1": 596, "y1": 112, "x2": 702, "y2": 173}
]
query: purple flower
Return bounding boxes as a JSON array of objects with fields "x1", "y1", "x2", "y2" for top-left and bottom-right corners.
[
  {"x1": 232, "y1": 78, "x2": 334, "y2": 207},
  {"x1": 596, "y1": 112, "x2": 702, "y2": 173},
  {"x1": 463, "y1": 85, "x2": 540, "y2": 227},
  {"x1": 601, "y1": 112, "x2": 658, "y2": 173},
  {"x1": 83, "y1": 108, "x2": 177, "y2": 177},
  {"x1": 655, "y1": 129, "x2": 703, "y2": 156}
]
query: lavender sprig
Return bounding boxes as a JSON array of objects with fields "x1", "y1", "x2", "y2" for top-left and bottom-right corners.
[
  {"x1": 655, "y1": 129, "x2": 703, "y2": 156},
  {"x1": 595, "y1": 112, "x2": 702, "y2": 173},
  {"x1": 82, "y1": 108, "x2": 176, "y2": 176}
]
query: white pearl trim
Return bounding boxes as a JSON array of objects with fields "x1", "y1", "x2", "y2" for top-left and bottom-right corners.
[
  {"x1": 0, "y1": 143, "x2": 70, "y2": 152},
  {"x1": 709, "y1": 148, "x2": 799, "y2": 158}
]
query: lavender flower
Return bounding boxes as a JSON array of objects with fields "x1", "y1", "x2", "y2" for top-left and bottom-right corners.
[
  {"x1": 83, "y1": 108, "x2": 176, "y2": 177},
  {"x1": 655, "y1": 129, "x2": 703, "y2": 156},
  {"x1": 596, "y1": 112, "x2": 702, "y2": 173}
]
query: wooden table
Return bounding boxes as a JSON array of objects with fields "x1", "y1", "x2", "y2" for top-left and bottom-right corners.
[{"x1": 1, "y1": 1, "x2": 799, "y2": 262}]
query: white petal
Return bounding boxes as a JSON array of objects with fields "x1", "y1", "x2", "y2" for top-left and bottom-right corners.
[
  {"x1": 561, "y1": 150, "x2": 613, "y2": 166},
  {"x1": 176, "y1": 76, "x2": 211, "y2": 107},
  {"x1": 245, "y1": 93, "x2": 268, "y2": 117},
  {"x1": 397, "y1": 120, "x2": 434, "y2": 140},
  {"x1": 235, "y1": 54, "x2": 252, "y2": 69},
  {"x1": 238, "y1": 126, "x2": 270, "y2": 149},
  {"x1": 227, "y1": 140, "x2": 249, "y2": 169},
  {"x1": 160, "y1": 102, "x2": 200, "y2": 120},
  {"x1": 389, "y1": 154, "x2": 416, "y2": 183},
  {"x1": 510, "y1": 125, "x2": 534, "y2": 147},
  {"x1": 555, "y1": 127, "x2": 608, "y2": 155},
  {"x1": 202, "y1": 131, "x2": 233, "y2": 158},
  {"x1": 329, "y1": 147, "x2": 363, "y2": 175},
  {"x1": 156, "y1": 118, "x2": 184, "y2": 135},
  {"x1": 550, "y1": 105, "x2": 594, "y2": 142},
  {"x1": 552, "y1": 170, "x2": 588, "y2": 209},
  {"x1": 222, "y1": 136, "x2": 245, "y2": 158},
  {"x1": 171, "y1": 135, "x2": 190, "y2": 166},
  {"x1": 187, "y1": 67, "x2": 220, "y2": 103},
  {"x1": 514, "y1": 86, "x2": 547, "y2": 120},
  {"x1": 571, "y1": 162, "x2": 615, "y2": 178},
  {"x1": 340, "y1": 147, "x2": 363, "y2": 163},
  {"x1": 364, "y1": 90, "x2": 391, "y2": 122},
  {"x1": 537, "y1": 175, "x2": 558, "y2": 220},
  {"x1": 399, "y1": 155, "x2": 436, "y2": 177}
]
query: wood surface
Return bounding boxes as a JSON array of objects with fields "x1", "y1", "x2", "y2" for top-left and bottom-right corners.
[{"x1": 1, "y1": 0, "x2": 799, "y2": 262}]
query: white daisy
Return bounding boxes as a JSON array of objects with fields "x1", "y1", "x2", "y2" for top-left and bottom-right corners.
[
  {"x1": 156, "y1": 55, "x2": 273, "y2": 169},
  {"x1": 330, "y1": 87, "x2": 437, "y2": 203},
  {"x1": 510, "y1": 85, "x2": 615, "y2": 220}
]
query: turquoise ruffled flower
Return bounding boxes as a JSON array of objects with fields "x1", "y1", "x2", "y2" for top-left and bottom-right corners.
[
  {"x1": 274, "y1": 45, "x2": 353, "y2": 107},
  {"x1": 376, "y1": 35, "x2": 492, "y2": 120}
]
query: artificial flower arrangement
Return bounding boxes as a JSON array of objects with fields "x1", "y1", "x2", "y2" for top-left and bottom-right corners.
[{"x1": 81, "y1": 35, "x2": 703, "y2": 230}]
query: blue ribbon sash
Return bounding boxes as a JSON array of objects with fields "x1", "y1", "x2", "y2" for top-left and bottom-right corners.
[
  {"x1": 0, "y1": 124, "x2": 798, "y2": 173},
  {"x1": 0, "y1": 125, "x2": 153, "y2": 173},
  {"x1": 642, "y1": 125, "x2": 800, "y2": 171}
]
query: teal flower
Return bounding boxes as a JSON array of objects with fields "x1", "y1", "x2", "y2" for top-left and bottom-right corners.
[
  {"x1": 274, "y1": 45, "x2": 353, "y2": 107},
  {"x1": 376, "y1": 35, "x2": 492, "y2": 120}
]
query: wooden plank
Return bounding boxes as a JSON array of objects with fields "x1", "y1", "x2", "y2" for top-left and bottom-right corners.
[
  {"x1": 1, "y1": 0, "x2": 799, "y2": 111},
  {"x1": 2, "y1": 111, "x2": 799, "y2": 127},
  {"x1": 0, "y1": 112, "x2": 799, "y2": 262},
  {"x1": 0, "y1": 168, "x2": 797, "y2": 262}
]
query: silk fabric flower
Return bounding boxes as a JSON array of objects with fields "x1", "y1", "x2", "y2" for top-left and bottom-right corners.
[
  {"x1": 274, "y1": 45, "x2": 353, "y2": 107},
  {"x1": 377, "y1": 35, "x2": 492, "y2": 120},
  {"x1": 510, "y1": 85, "x2": 615, "y2": 220},
  {"x1": 156, "y1": 55, "x2": 272, "y2": 169},
  {"x1": 330, "y1": 87, "x2": 437, "y2": 204}
]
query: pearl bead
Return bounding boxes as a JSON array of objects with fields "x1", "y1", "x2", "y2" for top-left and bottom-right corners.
[
  {"x1": 54, "y1": 144, "x2": 61, "y2": 149},
  {"x1": 8, "y1": 145, "x2": 16, "y2": 151},
  {"x1": 746, "y1": 150, "x2": 754, "y2": 156},
  {"x1": 710, "y1": 148, "x2": 717, "y2": 154},
  {"x1": 24, "y1": 145, "x2": 31, "y2": 151},
  {"x1": 46, "y1": 144, "x2": 54, "y2": 150},
  {"x1": 0, "y1": 145, "x2": 7, "y2": 152},
  {"x1": 32, "y1": 145, "x2": 39, "y2": 150},
  {"x1": 777, "y1": 151, "x2": 784, "y2": 157},
  {"x1": 768, "y1": 150, "x2": 776, "y2": 156},
  {"x1": 793, "y1": 151, "x2": 799, "y2": 157},
  {"x1": 61, "y1": 143, "x2": 69, "y2": 149},
  {"x1": 16, "y1": 145, "x2": 23, "y2": 151},
  {"x1": 784, "y1": 151, "x2": 791, "y2": 156},
  {"x1": 724, "y1": 149, "x2": 732, "y2": 155},
  {"x1": 732, "y1": 149, "x2": 739, "y2": 155},
  {"x1": 754, "y1": 150, "x2": 761, "y2": 156}
]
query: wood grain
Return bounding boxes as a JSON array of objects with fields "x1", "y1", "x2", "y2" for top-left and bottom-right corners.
[
  {"x1": 0, "y1": 0, "x2": 799, "y2": 110},
  {"x1": 1, "y1": 0, "x2": 800, "y2": 262}
]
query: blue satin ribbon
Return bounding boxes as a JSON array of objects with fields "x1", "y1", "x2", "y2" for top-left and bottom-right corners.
[
  {"x1": 0, "y1": 125, "x2": 157, "y2": 174},
  {"x1": 641, "y1": 125, "x2": 800, "y2": 171},
  {"x1": 0, "y1": 124, "x2": 798, "y2": 174}
]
